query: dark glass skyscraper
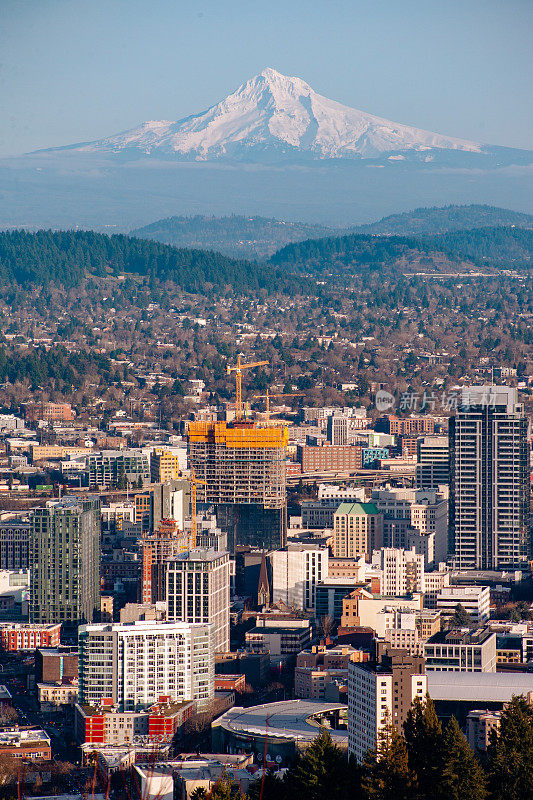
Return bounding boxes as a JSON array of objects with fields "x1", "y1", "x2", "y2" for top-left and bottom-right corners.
[{"x1": 449, "y1": 387, "x2": 530, "y2": 570}]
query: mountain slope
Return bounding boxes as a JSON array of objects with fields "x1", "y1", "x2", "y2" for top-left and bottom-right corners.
[
  {"x1": 352, "y1": 204, "x2": 533, "y2": 235},
  {"x1": 41, "y1": 68, "x2": 488, "y2": 162},
  {"x1": 130, "y1": 215, "x2": 334, "y2": 259}
]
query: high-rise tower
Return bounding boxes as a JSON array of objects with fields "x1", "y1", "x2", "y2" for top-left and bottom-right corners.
[
  {"x1": 449, "y1": 386, "x2": 530, "y2": 570},
  {"x1": 30, "y1": 497, "x2": 101, "y2": 628}
]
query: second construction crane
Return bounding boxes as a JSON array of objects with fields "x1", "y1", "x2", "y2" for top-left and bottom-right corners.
[
  {"x1": 253, "y1": 389, "x2": 305, "y2": 422},
  {"x1": 227, "y1": 354, "x2": 268, "y2": 421}
]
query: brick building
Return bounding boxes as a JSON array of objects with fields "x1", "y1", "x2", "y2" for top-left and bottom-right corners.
[
  {"x1": 297, "y1": 444, "x2": 362, "y2": 473},
  {"x1": 24, "y1": 402, "x2": 73, "y2": 423},
  {"x1": 0, "y1": 623, "x2": 61, "y2": 652},
  {"x1": 74, "y1": 699, "x2": 195, "y2": 745}
]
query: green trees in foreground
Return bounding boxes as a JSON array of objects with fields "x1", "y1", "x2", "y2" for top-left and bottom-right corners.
[{"x1": 241, "y1": 695, "x2": 533, "y2": 800}]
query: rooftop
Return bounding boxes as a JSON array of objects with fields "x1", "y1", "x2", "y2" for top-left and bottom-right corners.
[
  {"x1": 0, "y1": 728, "x2": 50, "y2": 747},
  {"x1": 427, "y1": 627, "x2": 495, "y2": 646},
  {"x1": 213, "y1": 699, "x2": 348, "y2": 744},
  {"x1": 335, "y1": 502, "x2": 380, "y2": 516},
  {"x1": 428, "y1": 672, "x2": 533, "y2": 703}
]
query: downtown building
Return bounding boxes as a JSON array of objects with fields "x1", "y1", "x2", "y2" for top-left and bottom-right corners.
[
  {"x1": 86, "y1": 449, "x2": 150, "y2": 489},
  {"x1": 30, "y1": 497, "x2": 101, "y2": 628},
  {"x1": 348, "y1": 646, "x2": 427, "y2": 763},
  {"x1": 271, "y1": 543, "x2": 329, "y2": 613},
  {"x1": 188, "y1": 421, "x2": 287, "y2": 552},
  {"x1": 166, "y1": 549, "x2": 230, "y2": 653},
  {"x1": 449, "y1": 386, "x2": 530, "y2": 570},
  {"x1": 0, "y1": 519, "x2": 30, "y2": 569},
  {"x1": 78, "y1": 620, "x2": 214, "y2": 710}
]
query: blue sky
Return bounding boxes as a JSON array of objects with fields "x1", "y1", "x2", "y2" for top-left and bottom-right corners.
[{"x1": 0, "y1": 0, "x2": 531, "y2": 156}]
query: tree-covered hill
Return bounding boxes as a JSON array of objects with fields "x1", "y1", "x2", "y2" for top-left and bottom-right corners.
[
  {"x1": 130, "y1": 214, "x2": 333, "y2": 260},
  {"x1": 351, "y1": 203, "x2": 533, "y2": 236},
  {"x1": 426, "y1": 226, "x2": 533, "y2": 270},
  {"x1": 270, "y1": 225, "x2": 532, "y2": 274},
  {"x1": 0, "y1": 229, "x2": 281, "y2": 292},
  {"x1": 269, "y1": 232, "x2": 480, "y2": 275}
]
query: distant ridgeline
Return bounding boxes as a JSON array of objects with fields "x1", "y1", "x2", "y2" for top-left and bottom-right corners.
[{"x1": 0, "y1": 208, "x2": 530, "y2": 294}]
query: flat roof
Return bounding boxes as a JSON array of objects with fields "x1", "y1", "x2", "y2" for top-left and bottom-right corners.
[
  {"x1": 214, "y1": 700, "x2": 348, "y2": 743},
  {"x1": 428, "y1": 672, "x2": 533, "y2": 703}
]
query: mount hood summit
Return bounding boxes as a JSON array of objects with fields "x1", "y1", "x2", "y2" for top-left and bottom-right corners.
[{"x1": 42, "y1": 68, "x2": 492, "y2": 162}]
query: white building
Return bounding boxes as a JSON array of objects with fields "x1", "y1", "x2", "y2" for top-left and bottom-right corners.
[
  {"x1": 423, "y1": 567, "x2": 450, "y2": 608},
  {"x1": 166, "y1": 549, "x2": 230, "y2": 653},
  {"x1": 78, "y1": 621, "x2": 214, "y2": 710},
  {"x1": 372, "y1": 548, "x2": 425, "y2": 597},
  {"x1": 355, "y1": 593, "x2": 424, "y2": 632},
  {"x1": 348, "y1": 652, "x2": 426, "y2": 763},
  {"x1": 436, "y1": 585, "x2": 490, "y2": 623},
  {"x1": 318, "y1": 484, "x2": 367, "y2": 501},
  {"x1": 371, "y1": 487, "x2": 448, "y2": 567},
  {"x1": 272, "y1": 544, "x2": 329, "y2": 612}
]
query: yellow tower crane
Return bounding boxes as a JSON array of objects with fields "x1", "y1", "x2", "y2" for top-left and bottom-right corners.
[
  {"x1": 188, "y1": 469, "x2": 206, "y2": 550},
  {"x1": 226, "y1": 355, "x2": 269, "y2": 421},
  {"x1": 253, "y1": 389, "x2": 305, "y2": 421}
]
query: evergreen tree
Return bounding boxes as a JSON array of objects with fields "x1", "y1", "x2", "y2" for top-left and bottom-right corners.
[
  {"x1": 362, "y1": 715, "x2": 415, "y2": 800},
  {"x1": 117, "y1": 465, "x2": 127, "y2": 491},
  {"x1": 437, "y1": 716, "x2": 486, "y2": 800},
  {"x1": 451, "y1": 603, "x2": 473, "y2": 628},
  {"x1": 487, "y1": 695, "x2": 533, "y2": 800},
  {"x1": 246, "y1": 770, "x2": 286, "y2": 800},
  {"x1": 403, "y1": 695, "x2": 443, "y2": 799},
  {"x1": 191, "y1": 774, "x2": 245, "y2": 799},
  {"x1": 284, "y1": 729, "x2": 357, "y2": 800}
]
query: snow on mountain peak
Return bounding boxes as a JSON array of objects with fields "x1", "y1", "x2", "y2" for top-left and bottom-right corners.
[{"x1": 49, "y1": 69, "x2": 483, "y2": 161}]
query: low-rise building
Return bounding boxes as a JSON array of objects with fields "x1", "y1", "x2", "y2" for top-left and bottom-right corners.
[
  {"x1": 245, "y1": 618, "x2": 311, "y2": 658},
  {"x1": 38, "y1": 680, "x2": 79, "y2": 710},
  {"x1": 0, "y1": 622, "x2": 61, "y2": 651},
  {"x1": 214, "y1": 674, "x2": 246, "y2": 693},
  {"x1": 424, "y1": 627, "x2": 497, "y2": 672},
  {"x1": 294, "y1": 644, "x2": 367, "y2": 700},
  {"x1": 0, "y1": 729, "x2": 51, "y2": 761},
  {"x1": 297, "y1": 444, "x2": 363, "y2": 474},
  {"x1": 75, "y1": 700, "x2": 196, "y2": 745},
  {"x1": 436, "y1": 585, "x2": 491, "y2": 623},
  {"x1": 35, "y1": 647, "x2": 78, "y2": 683}
]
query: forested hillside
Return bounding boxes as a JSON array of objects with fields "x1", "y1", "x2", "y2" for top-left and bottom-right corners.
[
  {"x1": 269, "y1": 232, "x2": 479, "y2": 275},
  {"x1": 352, "y1": 204, "x2": 533, "y2": 236},
  {"x1": 0, "y1": 229, "x2": 278, "y2": 292},
  {"x1": 426, "y1": 226, "x2": 533, "y2": 270}
]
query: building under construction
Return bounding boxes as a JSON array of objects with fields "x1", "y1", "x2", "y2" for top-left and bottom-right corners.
[{"x1": 188, "y1": 420, "x2": 288, "y2": 552}]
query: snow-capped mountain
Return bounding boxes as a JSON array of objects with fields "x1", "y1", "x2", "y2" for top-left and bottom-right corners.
[{"x1": 44, "y1": 68, "x2": 485, "y2": 162}]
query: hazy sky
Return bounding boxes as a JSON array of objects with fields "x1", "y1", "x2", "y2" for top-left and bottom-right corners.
[{"x1": 0, "y1": 0, "x2": 531, "y2": 157}]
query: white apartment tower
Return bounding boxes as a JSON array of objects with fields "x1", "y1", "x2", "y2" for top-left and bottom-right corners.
[
  {"x1": 348, "y1": 649, "x2": 426, "y2": 763},
  {"x1": 372, "y1": 548, "x2": 425, "y2": 597},
  {"x1": 78, "y1": 621, "x2": 214, "y2": 710}
]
